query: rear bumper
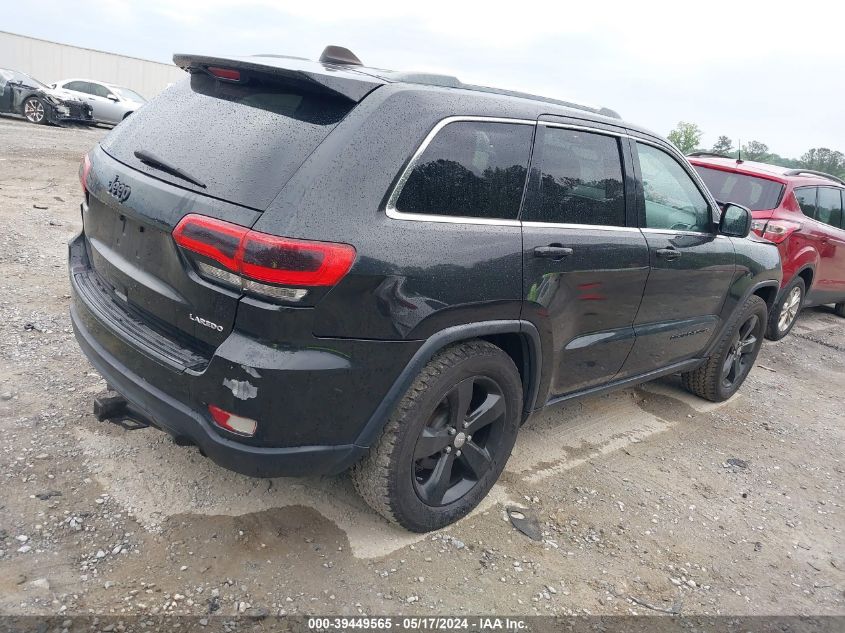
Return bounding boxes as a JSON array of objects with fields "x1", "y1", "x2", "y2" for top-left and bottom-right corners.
[
  {"x1": 68, "y1": 232, "x2": 417, "y2": 477},
  {"x1": 71, "y1": 303, "x2": 365, "y2": 477}
]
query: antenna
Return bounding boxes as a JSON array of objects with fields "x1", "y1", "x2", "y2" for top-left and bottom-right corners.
[
  {"x1": 737, "y1": 138, "x2": 743, "y2": 163},
  {"x1": 319, "y1": 45, "x2": 363, "y2": 66}
]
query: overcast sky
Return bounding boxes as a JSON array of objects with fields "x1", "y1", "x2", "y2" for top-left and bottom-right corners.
[{"x1": 6, "y1": 0, "x2": 844, "y2": 157}]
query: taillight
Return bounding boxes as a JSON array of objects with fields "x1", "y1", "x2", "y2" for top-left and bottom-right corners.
[
  {"x1": 208, "y1": 405, "x2": 257, "y2": 437},
  {"x1": 207, "y1": 67, "x2": 241, "y2": 81},
  {"x1": 750, "y1": 219, "x2": 767, "y2": 237},
  {"x1": 172, "y1": 214, "x2": 356, "y2": 302},
  {"x1": 79, "y1": 153, "x2": 91, "y2": 194},
  {"x1": 760, "y1": 219, "x2": 801, "y2": 244}
]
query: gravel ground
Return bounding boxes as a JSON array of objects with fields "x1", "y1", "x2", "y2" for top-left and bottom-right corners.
[{"x1": 0, "y1": 116, "x2": 843, "y2": 618}]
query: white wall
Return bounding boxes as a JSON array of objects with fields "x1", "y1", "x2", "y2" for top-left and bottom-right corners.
[{"x1": 0, "y1": 31, "x2": 185, "y2": 100}]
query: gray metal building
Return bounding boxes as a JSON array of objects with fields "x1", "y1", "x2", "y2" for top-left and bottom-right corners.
[{"x1": 0, "y1": 31, "x2": 184, "y2": 100}]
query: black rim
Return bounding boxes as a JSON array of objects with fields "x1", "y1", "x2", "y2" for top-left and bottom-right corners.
[
  {"x1": 721, "y1": 313, "x2": 760, "y2": 389},
  {"x1": 412, "y1": 376, "x2": 507, "y2": 507}
]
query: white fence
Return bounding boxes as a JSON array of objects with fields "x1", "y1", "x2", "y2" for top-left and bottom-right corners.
[{"x1": 0, "y1": 31, "x2": 185, "y2": 100}]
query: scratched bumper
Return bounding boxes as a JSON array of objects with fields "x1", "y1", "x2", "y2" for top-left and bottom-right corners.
[{"x1": 68, "y1": 233, "x2": 416, "y2": 477}]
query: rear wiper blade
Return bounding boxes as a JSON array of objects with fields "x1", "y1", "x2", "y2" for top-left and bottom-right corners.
[{"x1": 134, "y1": 149, "x2": 206, "y2": 189}]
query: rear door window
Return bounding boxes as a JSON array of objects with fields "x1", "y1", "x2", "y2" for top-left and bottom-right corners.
[
  {"x1": 817, "y1": 187, "x2": 844, "y2": 228},
  {"x1": 523, "y1": 126, "x2": 625, "y2": 226},
  {"x1": 794, "y1": 187, "x2": 818, "y2": 219},
  {"x1": 89, "y1": 83, "x2": 111, "y2": 98},
  {"x1": 393, "y1": 121, "x2": 533, "y2": 220},
  {"x1": 100, "y1": 73, "x2": 355, "y2": 211}
]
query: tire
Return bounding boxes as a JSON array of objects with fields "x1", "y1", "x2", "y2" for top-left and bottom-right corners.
[
  {"x1": 23, "y1": 97, "x2": 49, "y2": 125},
  {"x1": 834, "y1": 302, "x2": 845, "y2": 318},
  {"x1": 352, "y1": 340, "x2": 522, "y2": 532},
  {"x1": 681, "y1": 294, "x2": 767, "y2": 402},
  {"x1": 766, "y1": 277, "x2": 805, "y2": 340}
]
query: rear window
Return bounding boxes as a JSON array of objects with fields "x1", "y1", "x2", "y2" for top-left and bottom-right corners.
[
  {"x1": 393, "y1": 121, "x2": 533, "y2": 220},
  {"x1": 100, "y1": 73, "x2": 354, "y2": 210},
  {"x1": 693, "y1": 166, "x2": 784, "y2": 211}
]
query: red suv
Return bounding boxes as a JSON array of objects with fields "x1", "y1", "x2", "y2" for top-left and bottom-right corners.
[{"x1": 688, "y1": 154, "x2": 845, "y2": 339}]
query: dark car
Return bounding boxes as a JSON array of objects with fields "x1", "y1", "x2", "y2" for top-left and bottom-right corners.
[
  {"x1": 69, "y1": 46, "x2": 781, "y2": 532},
  {"x1": 689, "y1": 153, "x2": 845, "y2": 339},
  {"x1": 0, "y1": 68, "x2": 94, "y2": 125}
]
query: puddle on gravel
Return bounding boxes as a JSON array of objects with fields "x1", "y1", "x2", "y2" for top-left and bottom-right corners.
[{"x1": 73, "y1": 378, "x2": 732, "y2": 558}]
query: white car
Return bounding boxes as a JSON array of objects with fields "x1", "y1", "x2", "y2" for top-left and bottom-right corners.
[{"x1": 51, "y1": 79, "x2": 146, "y2": 125}]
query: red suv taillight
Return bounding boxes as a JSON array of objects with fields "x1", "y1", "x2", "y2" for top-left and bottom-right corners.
[
  {"x1": 79, "y1": 153, "x2": 91, "y2": 194},
  {"x1": 757, "y1": 219, "x2": 802, "y2": 244},
  {"x1": 172, "y1": 214, "x2": 356, "y2": 302}
]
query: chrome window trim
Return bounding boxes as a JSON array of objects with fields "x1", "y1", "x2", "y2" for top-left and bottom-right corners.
[
  {"x1": 537, "y1": 121, "x2": 628, "y2": 138},
  {"x1": 522, "y1": 221, "x2": 640, "y2": 233},
  {"x1": 640, "y1": 227, "x2": 729, "y2": 238},
  {"x1": 385, "y1": 116, "x2": 536, "y2": 225}
]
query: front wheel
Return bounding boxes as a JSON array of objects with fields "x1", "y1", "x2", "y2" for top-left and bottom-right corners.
[
  {"x1": 834, "y1": 302, "x2": 845, "y2": 318},
  {"x1": 766, "y1": 277, "x2": 805, "y2": 340},
  {"x1": 352, "y1": 340, "x2": 522, "y2": 532},
  {"x1": 681, "y1": 294, "x2": 767, "y2": 402},
  {"x1": 23, "y1": 97, "x2": 48, "y2": 125}
]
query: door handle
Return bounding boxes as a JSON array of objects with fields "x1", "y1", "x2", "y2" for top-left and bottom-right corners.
[
  {"x1": 534, "y1": 245, "x2": 573, "y2": 260},
  {"x1": 656, "y1": 247, "x2": 681, "y2": 261}
]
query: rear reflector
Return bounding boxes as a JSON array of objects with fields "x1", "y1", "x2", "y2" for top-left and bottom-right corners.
[
  {"x1": 207, "y1": 66, "x2": 241, "y2": 81},
  {"x1": 172, "y1": 214, "x2": 355, "y2": 301},
  {"x1": 208, "y1": 405, "x2": 257, "y2": 437}
]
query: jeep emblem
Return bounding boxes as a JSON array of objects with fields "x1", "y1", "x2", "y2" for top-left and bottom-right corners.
[{"x1": 107, "y1": 175, "x2": 131, "y2": 202}]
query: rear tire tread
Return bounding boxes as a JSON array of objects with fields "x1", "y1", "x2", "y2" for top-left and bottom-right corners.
[{"x1": 352, "y1": 340, "x2": 516, "y2": 530}]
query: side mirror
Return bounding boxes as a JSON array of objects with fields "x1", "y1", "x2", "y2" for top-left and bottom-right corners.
[
  {"x1": 107, "y1": 94, "x2": 119, "y2": 101},
  {"x1": 719, "y1": 202, "x2": 752, "y2": 238}
]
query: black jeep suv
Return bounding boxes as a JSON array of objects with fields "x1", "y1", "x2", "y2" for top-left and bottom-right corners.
[{"x1": 69, "y1": 46, "x2": 781, "y2": 531}]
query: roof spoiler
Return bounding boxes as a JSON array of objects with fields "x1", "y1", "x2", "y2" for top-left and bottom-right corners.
[
  {"x1": 783, "y1": 169, "x2": 845, "y2": 186},
  {"x1": 172, "y1": 53, "x2": 382, "y2": 102}
]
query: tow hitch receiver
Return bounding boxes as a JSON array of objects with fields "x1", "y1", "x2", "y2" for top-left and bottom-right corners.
[{"x1": 93, "y1": 393, "x2": 149, "y2": 430}]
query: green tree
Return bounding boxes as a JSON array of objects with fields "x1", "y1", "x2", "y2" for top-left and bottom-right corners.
[
  {"x1": 712, "y1": 135, "x2": 733, "y2": 155},
  {"x1": 667, "y1": 122, "x2": 703, "y2": 154},
  {"x1": 800, "y1": 148, "x2": 845, "y2": 178},
  {"x1": 741, "y1": 140, "x2": 769, "y2": 161}
]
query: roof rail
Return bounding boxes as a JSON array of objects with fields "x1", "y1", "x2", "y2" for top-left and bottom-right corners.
[
  {"x1": 310, "y1": 45, "x2": 622, "y2": 119},
  {"x1": 783, "y1": 169, "x2": 845, "y2": 186},
  {"x1": 687, "y1": 151, "x2": 732, "y2": 159}
]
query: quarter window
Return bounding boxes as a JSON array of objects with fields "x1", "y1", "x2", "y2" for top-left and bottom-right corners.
[
  {"x1": 525, "y1": 127, "x2": 625, "y2": 226},
  {"x1": 794, "y1": 187, "x2": 818, "y2": 219},
  {"x1": 817, "y1": 187, "x2": 843, "y2": 228},
  {"x1": 394, "y1": 121, "x2": 533, "y2": 220},
  {"x1": 637, "y1": 143, "x2": 712, "y2": 232}
]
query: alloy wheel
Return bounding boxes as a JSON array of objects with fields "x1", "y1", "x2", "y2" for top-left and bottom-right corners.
[
  {"x1": 778, "y1": 285, "x2": 802, "y2": 333},
  {"x1": 412, "y1": 376, "x2": 506, "y2": 507},
  {"x1": 24, "y1": 98, "x2": 45, "y2": 124},
  {"x1": 721, "y1": 313, "x2": 760, "y2": 389}
]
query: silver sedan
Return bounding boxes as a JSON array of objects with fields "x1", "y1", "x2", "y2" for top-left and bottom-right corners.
[{"x1": 51, "y1": 79, "x2": 146, "y2": 125}]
